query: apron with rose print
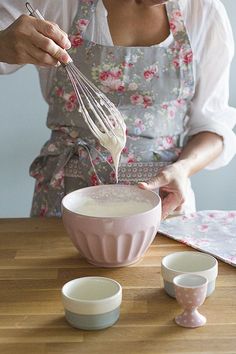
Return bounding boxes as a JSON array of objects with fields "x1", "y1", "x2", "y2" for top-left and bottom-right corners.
[{"x1": 30, "y1": 0, "x2": 195, "y2": 217}]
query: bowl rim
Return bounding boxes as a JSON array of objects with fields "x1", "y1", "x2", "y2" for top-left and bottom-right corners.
[
  {"x1": 61, "y1": 184, "x2": 161, "y2": 219},
  {"x1": 161, "y1": 251, "x2": 218, "y2": 282},
  {"x1": 61, "y1": 276, "x2": 122, "y2": 315},
  {"x1": 173, "y1": 273, "x2": 208, "y2": 289}
]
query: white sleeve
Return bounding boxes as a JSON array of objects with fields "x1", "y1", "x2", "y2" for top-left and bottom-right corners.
[{"x1": 186, "y1": 0, "x2": 236, "y2": 170}]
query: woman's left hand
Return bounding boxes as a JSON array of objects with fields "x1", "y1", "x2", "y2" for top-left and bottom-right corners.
[{"x1": 138, "y1": 161, "x2": 188, "y2": 219}]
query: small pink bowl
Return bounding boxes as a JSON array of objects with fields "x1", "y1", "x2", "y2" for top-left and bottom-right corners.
[{"x1": 62, "y1": 185, "x2": 161, "y2": 267}]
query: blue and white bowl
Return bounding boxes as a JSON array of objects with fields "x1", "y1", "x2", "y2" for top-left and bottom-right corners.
[{"x1": 62, "y1": 276, "x2": 122, "y2": 330}]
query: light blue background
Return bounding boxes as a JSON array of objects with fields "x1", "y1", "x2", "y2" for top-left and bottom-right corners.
[{"x1": 0, "y1": 0, "x2": 235, "y2": 217}]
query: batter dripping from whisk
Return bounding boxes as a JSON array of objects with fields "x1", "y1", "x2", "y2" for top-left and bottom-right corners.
[{"x1": 98, "y1": 125, "x2": 126, "y2": 183}]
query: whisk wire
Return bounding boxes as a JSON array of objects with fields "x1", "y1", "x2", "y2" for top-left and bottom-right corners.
[{"x1": 66, "y1": 62, "x2": 122, "y2": 136}]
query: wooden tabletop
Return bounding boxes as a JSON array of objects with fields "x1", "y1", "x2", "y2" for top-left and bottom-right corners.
[{"x1": 0, "y1": 218, "x2": 235, "y2": 354}]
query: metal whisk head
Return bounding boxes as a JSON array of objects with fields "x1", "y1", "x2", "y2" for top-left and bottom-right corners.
[{"x1": 64, "y1": 61, "x2": 126, "y2": 145}]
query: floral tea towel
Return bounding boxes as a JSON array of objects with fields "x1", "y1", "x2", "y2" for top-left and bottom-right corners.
[{"x1": 159, "y1": 210, "x2": 236, "y2": 267}]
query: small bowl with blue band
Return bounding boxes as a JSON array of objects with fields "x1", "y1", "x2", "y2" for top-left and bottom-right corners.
[{"x1": 62, "y1": 276, "x2": 122, "y2": 330}]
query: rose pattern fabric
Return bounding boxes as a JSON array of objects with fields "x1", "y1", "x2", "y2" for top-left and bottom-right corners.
[{"x1": 159, "y1": 210, "x2": 236, "y2": 267}]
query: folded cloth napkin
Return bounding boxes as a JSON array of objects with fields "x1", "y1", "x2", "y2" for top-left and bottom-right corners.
[{"x1": 159, "y1": 210, "x2": 236, "y2": 267}]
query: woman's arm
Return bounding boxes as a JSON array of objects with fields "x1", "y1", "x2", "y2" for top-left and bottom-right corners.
[
  {"x1": 139, "y1": 132, "x2": 223, "y2": 219},
  {"x1": 176, "y1": 132, "x2": 223, "y2": 177}
]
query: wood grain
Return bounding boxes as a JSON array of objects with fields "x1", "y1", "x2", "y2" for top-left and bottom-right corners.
[{"x1": 0, "y1": 218, "x2": 235, "y2": 354}]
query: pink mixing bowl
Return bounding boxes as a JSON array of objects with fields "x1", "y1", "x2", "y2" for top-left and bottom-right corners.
[{"x1": 62, "y1": 185, "x2": 161, "y2": 267}]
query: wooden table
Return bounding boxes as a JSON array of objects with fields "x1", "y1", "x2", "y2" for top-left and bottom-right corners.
[{"x1": 0, "y1": 218, "x2": 235, "y2": 354}]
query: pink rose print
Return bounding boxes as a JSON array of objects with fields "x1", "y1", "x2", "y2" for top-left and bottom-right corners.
[
  {"x1": 31, "y1": 170, "x2": 44, "y2": 182},
  {"x1": 198, "y1": 224, "x2": 209, "y2": 232},
  {"x1": 65, "y1": 101, "x2": 76, "y2": 112},
  {"x1": 169, "y1": 21, "x2": 177, "y2": 33},
  {"x1": 98, "y1": 69, "x2": 125, "y2": 92},
  {"x1": 109, "y1": 80, "x2": 125, "y2": 92},
  {"x1": 122, "y1": 146, "x2": 129, "y2": 154},
  {"x1": 173, "y1": 58, "x2": 180, "y2": 69},
  {"x1": 130, "y1": 94, "x2": 152, "y2": 108},
  {"x1": 70, "y1": 34, "x2": 84, "y2": 47},
  {"x1": 68, "y1": 92, "x2": 77, "y2": 104},
  {"x1": 166, "y1": 136, "x2": 174, "y2": 146},
  {"x1": 50, "y1": 170, "x2": 64, "y2": 189},
  {"x1": 35, "y1": 180, "x2": 42, "y2": 193},
  {"x1": 143, "y1": 70, "x2": 155, "y2": 81},
  {"x1": 172, "y1": 10, "x2": 182, "y2": 18},
  {"x1": 76, "y1": 19, "x2": 89, "y2": 31},
  {"x1": 182, "y1": 213, "x2": 197, "y2": 221},
  {"x1": 110, "y1": 170, "x2": 116, "y2": 181},
  {"x1": 55, "y1": 87, "x2": 64, "y2": 97},
  {"x1": 107, "y1": 155, "x2": 113, "y2": 164},
  {"x1": 127, "y1": 154, "x2": 136, "y2": 163},
  {"x1": 39, "y1": 205, "x2": 48, "y2": 217},
  {"x1": 176, "y1": 98, "x2": 185, "y2": 106},
  {"x1": 90, "y1": 173, "x2": 99, "y2": 186},
  {"x1": 99, "y1": 68, "x2": 122, "y2": 81},
  {"x1": 117, "y1": 83, "x2": 125, "y2": 92},
  {"x1": 183, "y1": 51, "x2": 193, "y2": 65},
  {"x1": 167, "y1": 107, "x2": 176, "y2": 119},
  {"x1": 143, "y1": 95, "x2": 152, "y2": 108},
  {"x1": 130, "y1": 94, "x2": 144, "y2": 105},
  {"x1": 110, "y1": 68, "x2": 122, "y2": 79},
  {"x1": 161, "y1": 103, "x2": 168, "y2": 110},
  {"x1": 99, "y1": 71, "x2": 110, "y2": 81},
  {"x1": 169, "y1": 16, "x2": 182, "y2": 34},
  {"x1": 122, "y1": 61, "x2": 134, "y2": 68},
  {"x1": 228, "y1": 211, "x2": 236, "y2": 218},
  {"x1": 208, "y1": 212, "x2": 217, "y2": 219},
  {"x1": 143, "y1": 65, "x2": 158, "y2": 81}
]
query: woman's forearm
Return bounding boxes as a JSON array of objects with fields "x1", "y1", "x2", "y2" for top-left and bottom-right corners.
[{"x1": 175, "y1": 132, "x2": 224, "y2": 177}]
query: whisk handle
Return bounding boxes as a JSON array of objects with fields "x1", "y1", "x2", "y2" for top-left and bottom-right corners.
[
  {"x1": 25, "y1": 2, "x2": 44, "y2": 20},
  {"x1": 25, "y1": 2, "x2": 72, "y2": 65}
]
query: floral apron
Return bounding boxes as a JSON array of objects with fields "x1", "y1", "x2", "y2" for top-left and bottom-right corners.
[{"x1": 30, "y1": 0, "x2": 195, "y2": 217}]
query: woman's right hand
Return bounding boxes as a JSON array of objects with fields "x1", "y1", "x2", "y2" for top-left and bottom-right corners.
[{"x1": 0, "y1": 14, "x2": 71, "y2": 67}]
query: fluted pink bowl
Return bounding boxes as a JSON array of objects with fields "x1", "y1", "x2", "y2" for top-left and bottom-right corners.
[{"x1": 62, "y1": 185, "x2": 161, "y2": 267}]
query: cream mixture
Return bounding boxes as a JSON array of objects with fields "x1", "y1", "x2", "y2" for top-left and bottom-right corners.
[{"x1": 74, "y1": 197, "x2": 153, "y2": 217}]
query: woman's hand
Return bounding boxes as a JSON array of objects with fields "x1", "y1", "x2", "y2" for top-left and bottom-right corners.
[
  {"x1": 138, "y1": 161, "x2": 189, "y2": 219},
  {"x1": 0, "y1": 14, "x2": 71, "y2": 66},
  {"x1": 138, "y1": 132, "x2": 224, "y2": 219}
]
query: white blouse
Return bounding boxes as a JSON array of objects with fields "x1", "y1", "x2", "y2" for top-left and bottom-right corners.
[{"x1": 1, "y1": 0, "x2": 236, "y2": 170}]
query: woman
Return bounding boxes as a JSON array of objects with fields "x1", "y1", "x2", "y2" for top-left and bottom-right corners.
[{"x1": 0, "y1": 0, "x2": 236, "y2": 218}]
